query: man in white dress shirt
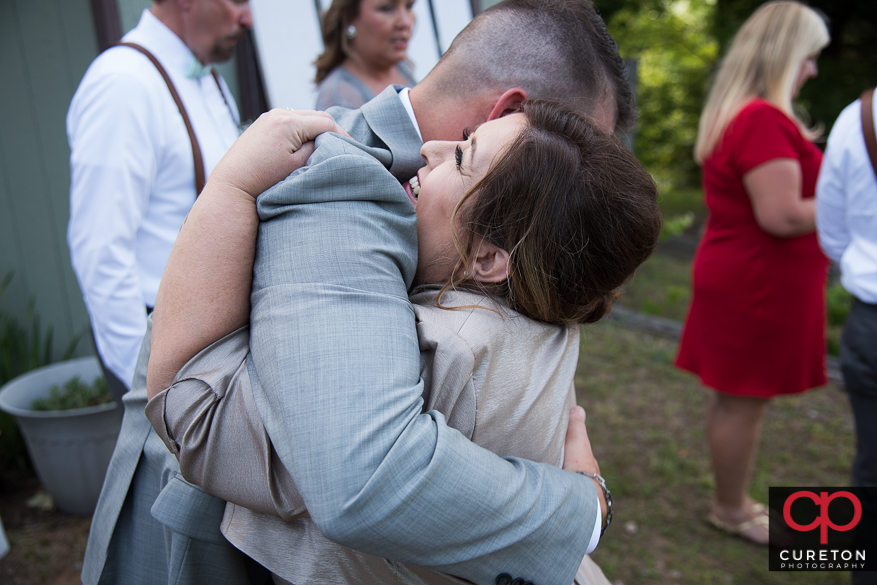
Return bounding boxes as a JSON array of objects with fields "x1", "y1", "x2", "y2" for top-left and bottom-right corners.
[
  {"x1": 815, "y1": 91, "x2": 877, "y2": 584},
  {"x1": 67, "y1": 0, "x2": 250, "y2": 400}
]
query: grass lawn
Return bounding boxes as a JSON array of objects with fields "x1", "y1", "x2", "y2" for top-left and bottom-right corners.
[
  {"x1": 576, "y1": 320, "x2": 855, "y2": 585},
  {"x1": 615, "y1": 248, "x2": 849, "y2": 355},
  {"x1": 0, "y1": 314, "x2": 856, "y2": 584},
  {"x1": 617, "y1": 252, "x2": 693, "y2": 322}
]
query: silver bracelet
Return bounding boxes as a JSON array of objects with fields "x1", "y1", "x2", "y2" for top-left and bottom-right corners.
[{"x1": 577, "y1": 471, "x2": 613, "y2": 536}]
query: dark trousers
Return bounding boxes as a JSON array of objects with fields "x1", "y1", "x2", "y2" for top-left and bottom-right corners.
[{"x1": 840, "y1": 298, "x2": 877, "y2": 584}]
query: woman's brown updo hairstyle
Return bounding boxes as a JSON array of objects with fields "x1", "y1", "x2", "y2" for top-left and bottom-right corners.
[
  {"x1": 314, "y1": 0, "x2": 362, "y2": 85},
  {"x1": 442, "y1": 99, "x2": 662, "y2": 326}
]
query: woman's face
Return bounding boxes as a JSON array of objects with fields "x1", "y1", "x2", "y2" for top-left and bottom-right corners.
[
  {"x1": 348, "y1": 0, "x2": 416, "y2": 70},
  {"x1": 792, "y1": 53, "x2": 819, "y2": 98},
  {"x1": 405, "y1": 113, "x2": 527, "y2": 284}
]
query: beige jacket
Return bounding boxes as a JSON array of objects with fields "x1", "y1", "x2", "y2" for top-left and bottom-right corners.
[{"x1": 147, "y1": 289, "x2": 607, "y2": 585}]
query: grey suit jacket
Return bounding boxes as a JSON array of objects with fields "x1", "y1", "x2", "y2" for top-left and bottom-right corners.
[
  {"x1": 82, "y1": 314, "x2": 260, "y2": 585},
  {"x1": 86, "y1": 87, "x2": 596, "y2": 585},
  {"x1": 147, "y1": 288, "x2": 607, "y2": 584}
]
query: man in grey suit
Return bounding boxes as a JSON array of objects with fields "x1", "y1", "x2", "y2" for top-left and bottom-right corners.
[{"x1": 83, "y1": 1, "x2": 634, "y2": 584}]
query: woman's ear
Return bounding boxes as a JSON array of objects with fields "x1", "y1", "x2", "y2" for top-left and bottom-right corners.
[{"x1": 470, "y1": 238, "x2": 510, "y2": 283}]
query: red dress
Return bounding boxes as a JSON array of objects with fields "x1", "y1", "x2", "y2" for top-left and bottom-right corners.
[{"x1": 675, "y1": 99, "x2": 828, "y2": 397}]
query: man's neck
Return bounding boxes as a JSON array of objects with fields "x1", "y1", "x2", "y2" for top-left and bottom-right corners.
[
  {"x1": 150, "y1": 3, "x2": 204, "y2": 64},
  {"x1": 409, "y1": 85, "x2": 464, "y2": 143},
  {"x1": 409, "y1": 84, "x2": 492, "y2": 143}
]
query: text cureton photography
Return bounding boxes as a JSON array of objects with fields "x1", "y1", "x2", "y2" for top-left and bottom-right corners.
[
  {"x1": 769, "y1": 487, "x2": 876, "y2": 572},
  {"x1": 777, "y1": 548, "x2": 866, "y2": 570}
]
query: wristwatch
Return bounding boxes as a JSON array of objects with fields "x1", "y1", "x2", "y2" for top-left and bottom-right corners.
[{"x1": 577, "y1": 471, "x2": 613, "y2": 536}]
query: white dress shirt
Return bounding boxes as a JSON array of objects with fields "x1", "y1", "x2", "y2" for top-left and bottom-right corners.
[
  {"x1": 67, "y1": 9, "x2": 241, "y2": 388},
  {"x1": 816, "y1": 97, "x2": 877, "y2": 304}
]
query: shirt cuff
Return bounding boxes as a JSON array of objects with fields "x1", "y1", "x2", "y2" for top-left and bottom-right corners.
[{"x1": 585, "y1": 482, "x2": 602, "y2": 554}]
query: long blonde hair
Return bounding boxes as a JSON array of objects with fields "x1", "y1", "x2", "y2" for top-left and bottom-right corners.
[{"x1": 694, "y1": 1, "x2": 829, "y2": 163}]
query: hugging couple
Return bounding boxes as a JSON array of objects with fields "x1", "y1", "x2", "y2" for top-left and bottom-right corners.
[{"x1": 83, "y1": 2, "x2": 661, "y2": 584}]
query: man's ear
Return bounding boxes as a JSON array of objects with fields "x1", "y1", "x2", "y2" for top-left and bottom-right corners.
[
  {"x1": 486, "y1": 88, "x2": 529, "y2": 121},
  {"x1": 470, "y1": 239, "x2": 510, "y2": 283}
]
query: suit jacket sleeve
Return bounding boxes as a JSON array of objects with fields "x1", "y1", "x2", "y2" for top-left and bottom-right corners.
[
  {"x1": 145, "y1": 325, "x2": 308, "y2": 521},
  {"x1": 247, "y1": 133, "x2": 595, "y2": 585}
]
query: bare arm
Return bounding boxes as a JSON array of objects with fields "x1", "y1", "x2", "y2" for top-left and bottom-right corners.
[
  {"x1": 744, "y1": 158, "x2": 815, "y2": 237},
  {"x1": 147, "y1": 109, "x2": 346, "y2": 399}
]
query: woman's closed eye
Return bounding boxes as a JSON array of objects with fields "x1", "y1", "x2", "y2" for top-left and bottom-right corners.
[{"x1": 455, "y1": 128, "x2": 471, "y2": 170}]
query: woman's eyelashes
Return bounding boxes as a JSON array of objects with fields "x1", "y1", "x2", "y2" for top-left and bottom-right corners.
[{"x1": 455, "y1": 128, "x2": 471, "y2": 170}]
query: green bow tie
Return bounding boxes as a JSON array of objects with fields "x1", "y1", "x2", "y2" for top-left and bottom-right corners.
[{"x1": 186, "y1": 58, "x2": 213, "y2": 79}]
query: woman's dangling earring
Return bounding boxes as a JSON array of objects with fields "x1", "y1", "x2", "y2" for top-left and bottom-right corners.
[{"x1": 346, "y1": 25, "x2": 357, "y2": 40}]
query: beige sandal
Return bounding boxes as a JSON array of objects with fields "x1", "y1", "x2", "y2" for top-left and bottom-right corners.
[{"x1": 707, "y1": 503, "x2": 770, "y2": 546}]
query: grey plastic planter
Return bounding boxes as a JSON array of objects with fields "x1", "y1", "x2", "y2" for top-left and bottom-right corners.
[{"x1": 0, "y1": 357, "x2": 122, "y2": 516}]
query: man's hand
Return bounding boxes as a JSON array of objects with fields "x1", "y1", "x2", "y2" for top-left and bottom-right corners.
[{"x1": 563, "y1": 406, "x2": 608, "y2": 526}]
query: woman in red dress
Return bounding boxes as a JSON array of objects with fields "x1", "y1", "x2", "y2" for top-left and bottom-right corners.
[{"x1": 675, "y1": 1, "x2": 830, "y2": 545}]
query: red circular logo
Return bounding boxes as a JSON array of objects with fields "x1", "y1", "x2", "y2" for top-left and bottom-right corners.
[{"x1": 783, "y1": 491, "x2": 862, "y2": 544}]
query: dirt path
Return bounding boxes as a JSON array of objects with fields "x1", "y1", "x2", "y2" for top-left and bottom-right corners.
[{"x1": 0, "y1": 471, "x2": 90, "y2": 585}]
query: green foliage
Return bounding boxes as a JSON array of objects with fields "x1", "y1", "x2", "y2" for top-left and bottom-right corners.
[
  {"x1": 826, "y1": 282, "x2": 852, "y2": 356},
  {"x1": 1, "y1": 273, "x2": 49, "y2": 385},
  {"x1": 1, "y1": 272, "x2": 84, "y2": 471},
  {"x1": 606, "y1": 0, "x2": 719, "y2": 192},
  {"x1": 601, "y1": 0, "x2": 877, "y2": 207},
  {"x1": 0, "y1": 273, "x2": 82, "y2": 386},
  {"x1": 620, "y1": 253, "x2": 693, "y2": 321},
  {"x1": 30, "y1": 375, "x2": 112, "y2": 411},
  {"x1": 826, "y1": 282, "x2": 852, "y2": 327},
  {"x1": 660, "y1": 211, "x2": 694, "y2": 241},
  {"x1": 713, "y1": 0, "x2": 877, "y2": 136}
]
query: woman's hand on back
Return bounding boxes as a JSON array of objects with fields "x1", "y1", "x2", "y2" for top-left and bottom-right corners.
[
  {"x1": 147, "y1": 110, "x2": 347, "y2": 401},
  {"x1": 209, "y1": 109, "x2": 349, "y2": 201}
]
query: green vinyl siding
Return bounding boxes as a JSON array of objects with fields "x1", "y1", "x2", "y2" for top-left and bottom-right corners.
[{"x1": 0, "y1": 0, "x2": 98, "y2": 359}]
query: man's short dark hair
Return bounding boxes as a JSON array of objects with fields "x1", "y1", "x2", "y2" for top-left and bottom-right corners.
[{"x1": 438, "y1": 0, "x2": 636, "y2": 133}]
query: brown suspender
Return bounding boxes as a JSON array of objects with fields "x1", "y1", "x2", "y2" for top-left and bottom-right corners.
[
  {"x1": 118, "y1": 42, "x2": 209, "y2": 194},
  {"x1": 862, "y1": 88, "x2": 877, "y2": 181}
]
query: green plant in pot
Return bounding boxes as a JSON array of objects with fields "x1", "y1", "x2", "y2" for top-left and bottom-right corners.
[
  {"x1": 0, "y1": 359, "x2": 122, "y2": 515},
  {"x1": 31, "y1": 375, "x2": 113, "y2": 411},
  {"x1": 0, "y1": 271, "x2": 83, "y2": 474}
]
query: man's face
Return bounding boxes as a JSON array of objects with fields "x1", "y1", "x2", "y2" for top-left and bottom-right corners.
[{"x1": 184, "y1": 0, "x2": 252, "y2": 64}]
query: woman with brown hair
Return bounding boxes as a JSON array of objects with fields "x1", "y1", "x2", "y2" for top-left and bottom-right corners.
[
  {"x1": 675, "y1": 0, "x2": 830, "y2": 545},
  {"x1": 145, "y1": 100, "x2": 661, "y2": 584},
  {"x1": 315, "y1": 0, "x2": 417, "y2": 110}
]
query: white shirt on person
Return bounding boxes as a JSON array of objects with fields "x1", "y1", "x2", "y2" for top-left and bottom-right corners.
[
  {"x1": 816, "y1": 96, "x2": 877, "y2": 304},
  {"x1": 67, "y1": 9, "x2": 241, "y2": 389}
]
